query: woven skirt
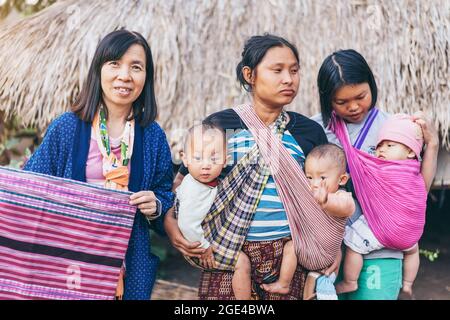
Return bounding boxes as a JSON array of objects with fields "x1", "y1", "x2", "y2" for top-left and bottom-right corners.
[{"x1": 198, "y1": 238, "x2": 307, "y2": 300}]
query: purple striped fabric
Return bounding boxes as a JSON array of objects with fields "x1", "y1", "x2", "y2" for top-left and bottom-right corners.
[
  {"x1": 353, "y1": 108, "x2": 379, "y2": 150},
  {"x1": 330, "y1": 114, "x2": 427, "y2": 250},
  {"x1": 0, "y1": 166, "x2": 136, "y2": 300},
  {"x1": 234, "y1": 105, "x2": 346, "y2": 271}
]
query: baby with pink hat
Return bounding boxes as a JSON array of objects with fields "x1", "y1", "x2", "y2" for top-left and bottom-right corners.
[
  {"x1": 376, "y1": 114, "x2": 424, "y2": 162},
  {"x1": 336, "y1": 114, "x2": 424, "y2": 298}
]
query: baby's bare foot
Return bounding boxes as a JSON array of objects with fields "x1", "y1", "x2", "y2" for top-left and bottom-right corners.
[
  {"x1": 335, "y1": 280, "x2": 358, "y2": 294},
  {"x1": 398, "y1": 280, "x2": 415, "y2": 300},
  {"x1": 260, "y1": 281, "x2": 290, "y2": 295},
  {"x1": 402, "y1": 286, "x2": 412, "y2": 295}
]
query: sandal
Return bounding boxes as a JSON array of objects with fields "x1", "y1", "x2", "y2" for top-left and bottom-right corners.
[
  {"x1": 262, "y1": 271, "x2": 278, "y2": 285},
  {"x1": 252, "y1": 270, "x2": 279, "y2": 299}
]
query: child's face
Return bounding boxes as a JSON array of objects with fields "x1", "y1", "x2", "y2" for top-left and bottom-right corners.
[
  {"x1": 305, "y1": 156, "x2": 348, "y2": 194},
  {"x1": 332, "y1": 83, "x2": 372, "y2": 124},
  {"x1": 182, "y1": 130, "x2": 227, "y2": 184},
  {"x1": 376, "y1": 140, "x2": 416, "y2": 161}
]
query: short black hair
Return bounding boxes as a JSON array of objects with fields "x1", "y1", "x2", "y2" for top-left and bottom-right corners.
[
  {"x1": 317, "y1": 49, "x2": 378, "y2": 127},
  {"x1": 184, "y1": 123, "x2": 226, "y2": 152},
  {"x1": 72, "y1": 29, "x2": 157, "y2": 127},
  {"x1": 236, "y1": 33, "x2": 299, "y2": 92},
  {"x1": 306, "y1": 143, "x2": 347, "y2": 173}
]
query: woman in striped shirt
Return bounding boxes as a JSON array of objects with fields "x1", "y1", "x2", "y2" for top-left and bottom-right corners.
[{"x1": 165, "y1": 34, "x2": 344, "y2": 300}]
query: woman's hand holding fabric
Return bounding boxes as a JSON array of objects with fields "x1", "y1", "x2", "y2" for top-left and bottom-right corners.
[{"x1": 130, "y1": 190, "x2": 159, "y2": 219}]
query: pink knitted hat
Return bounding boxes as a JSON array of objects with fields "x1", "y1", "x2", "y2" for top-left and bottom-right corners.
[{"x1": 377, "y1": 114, "x2": 424, "y2": 158}]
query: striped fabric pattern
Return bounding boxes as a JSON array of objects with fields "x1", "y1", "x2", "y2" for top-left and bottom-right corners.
[
  {"x1": 186, "y1": 145, "x2": 271, "y2": 271},
  {"x1": 235, "y1": 104, "x2": 346, "y2": 271},
  {"x1": 228, "y1": 129, "x2": 305, "y2": 241},
  {"x1": 330, "y1": 113, "x2": 427, "y2": 250},
  {"x1": 183, "y1": 113, "x2": 287, "y2": 271},
  {"x1": 0, "y1": 166, "x2": 136, "y2": 300}
]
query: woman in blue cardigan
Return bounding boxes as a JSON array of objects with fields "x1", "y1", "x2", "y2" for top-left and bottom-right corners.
[{"x1": 24, "y1": 30, "x2": 174, "y2": 300}]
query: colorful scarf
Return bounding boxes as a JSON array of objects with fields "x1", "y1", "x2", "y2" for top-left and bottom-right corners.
[
  {"x1": 0, "y1": 166, "x2": 136, "y2": 300},
  {"x1": 329, "y1": 113, "x2": 427, "y2": 250},
  {"x1": 92, "y1": 106, "x2": 134, "y2": 191},
  {"x1": 235, "y1": 104, "x2": 346, "y2": 271},
  {"x1": 92, "y1": 106, "x2": 135, "y2": 298}
]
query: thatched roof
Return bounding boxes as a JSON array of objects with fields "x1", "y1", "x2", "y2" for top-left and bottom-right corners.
[
  {"x1": 434, "y1": 146, "x2": 450, "y2": 187},
  {"x1": 0, "y1": 0, "x2": 449, "y2": 153}
]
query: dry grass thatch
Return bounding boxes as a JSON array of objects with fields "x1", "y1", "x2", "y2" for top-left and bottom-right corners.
[{"x1": 0, "y1": 0, "x2": 449, "y2": 153}]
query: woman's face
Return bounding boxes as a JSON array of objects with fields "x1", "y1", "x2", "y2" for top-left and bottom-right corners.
[
  {"x1": 101, "y1": 44, "x2": 147, "y2": 112},
  {"x1": 332, "y1": 82, "x2": 372, "y2": 124},
  {"x1": 250, "y1": 46, "x2": 300, "y2": 109}
]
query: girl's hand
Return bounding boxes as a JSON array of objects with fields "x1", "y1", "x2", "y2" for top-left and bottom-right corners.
[
  {"x1": 130, "y1": 191, "x2": 158, "y2": 219},
  {"x1": 412, "y1": 110, "x2": 439, "y2": 191},
  {"x1": 412, "y1": 111, "x2": 439, "y2": 147},
  {"x1": 164, "y1": 208, "x2": 206, "y2": 258}
]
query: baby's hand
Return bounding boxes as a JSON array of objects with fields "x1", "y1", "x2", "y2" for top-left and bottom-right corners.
[
  {"x1": 199, "y1": 246, "x2": 216, "y2": 270},
  {"x1": 313, "y1": 180, "x2": 328, "y2": 207}
]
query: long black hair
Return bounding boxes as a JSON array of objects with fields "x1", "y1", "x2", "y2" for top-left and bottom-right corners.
[
  {"x1": 317, "y1": 49, "x2": 378, "y2": 127},
  {"x1": 72, "y1": 29, "x2": 157, "y2": 126},
  {"x1": 236, "y1": 33, "x2": 299, "y2": 92}
]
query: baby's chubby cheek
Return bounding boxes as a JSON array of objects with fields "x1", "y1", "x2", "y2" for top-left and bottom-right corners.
[{"x1": 374, "y1": 148, "x2": 382, "y2": 158}]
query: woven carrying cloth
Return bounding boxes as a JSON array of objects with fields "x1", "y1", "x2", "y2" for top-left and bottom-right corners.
[
  {"x1": 234, "y1": 104, "x2": 346, "y2": 271},
  {"x1": 329, "y1": 113, "x2": 426, "y2": 250},
  {"x1": 184, "y1": 145, "x2": 269, "y2": 271},
  {"x1": 0, "y1": 167, "x2": 136, "y2": 300},
  {"x1": 183, "y1": 112, "x2": 284, "y2": 271}
]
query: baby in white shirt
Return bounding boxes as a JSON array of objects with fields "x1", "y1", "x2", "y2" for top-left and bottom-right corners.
[{"x1": 176, "y1": 123, "x2": 227, "y2": 268}]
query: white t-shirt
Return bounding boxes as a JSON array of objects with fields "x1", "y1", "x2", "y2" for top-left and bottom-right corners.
[
  {"x1": 311, "y1": 110, "x2": 403, "y2": 260},
  {"x1": 176, "y1": 174, "x2": 218, "y2": 249}
]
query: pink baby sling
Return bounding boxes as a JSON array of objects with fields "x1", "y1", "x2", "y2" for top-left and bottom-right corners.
[
  {"x1": 235, "y1": 104, "x2": 346, "y2": 271},
  {"x1": 329, "y1": 112, "x2": 427, "y2": 250}
]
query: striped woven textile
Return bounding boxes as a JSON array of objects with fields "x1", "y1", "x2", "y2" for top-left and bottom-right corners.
[
  {"x1": 235, "y1": 104, "x2": 346, "y2": 271},
  {"x1": 330, "y1": 113, "x2": 426, "y2": 250},
  {"x1": 180, "y1": 112, "x2": 288, "y2": 271},
  {"x1": 0, "y1": 166, "x2": 136, "y2": 300},
  {"x1": 185, "y1": 144, "x2": 271, "y2": 271}
]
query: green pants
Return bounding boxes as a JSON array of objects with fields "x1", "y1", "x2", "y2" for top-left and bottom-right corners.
[{"x1": 337, "y1": 258, "x2": 403, "y2": 300}]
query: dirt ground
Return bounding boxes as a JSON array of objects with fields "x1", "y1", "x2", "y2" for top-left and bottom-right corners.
[
  {"x1": 153, "y1": 190, "x2": 450, "y2": 300},
  {"x1": 412, "y1": 192, "x2": 450, "y2": 300}
]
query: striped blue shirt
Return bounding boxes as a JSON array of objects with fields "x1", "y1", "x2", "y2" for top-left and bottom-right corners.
[{"x1": 227, "y1": 129, "x2": 305, "y2": 241}]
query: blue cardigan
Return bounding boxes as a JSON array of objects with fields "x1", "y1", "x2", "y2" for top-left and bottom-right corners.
[{"x1": 24, "y1": 112, "x2": 174, "y2": 300}]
